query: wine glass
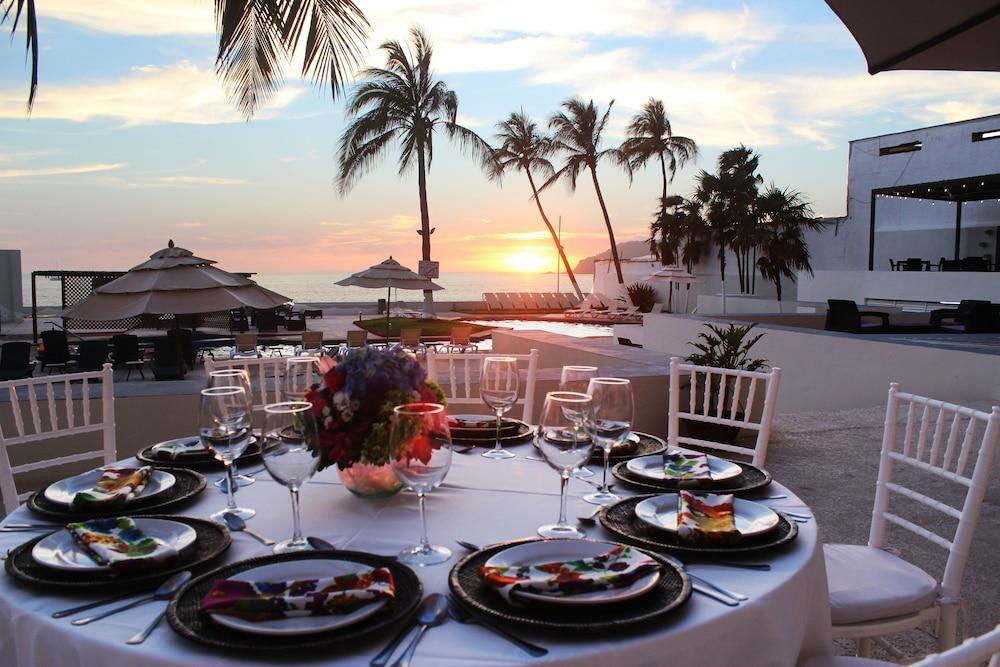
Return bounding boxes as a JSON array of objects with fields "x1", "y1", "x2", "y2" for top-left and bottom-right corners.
[
  {"x1": 480, "y1": 356, "x2": 519, "y2": 460},
  {"x1": 200, "y1": 386, "x2": 255, "y2": 522},
  {"x1": 390, "y1": 403, "x2": 453, "y2": 566},
  {"x1": 207, "y1": 368, "x2": 256, "y2": 488},
  {"x1": 261, "y1": 402, "x2": 321, "y2": 553},
  {"x1": 560, "y1": 365, "x2": 598, "y2": 392},
  {"x1": 560, "y1": 365, "x2": 599, "y2": 478},
  {"x1": 583, "y1": 378, "x2": 633, "y2": 506},
  {"x1": 536, "y1": 391, "x2": 594, "y2": 539},
  {"x1": 284, "y1": 356, "x2": 318, "y2": 401}
]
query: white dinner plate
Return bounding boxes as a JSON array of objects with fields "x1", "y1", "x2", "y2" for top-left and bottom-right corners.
[
  {"x1": 43, "y1": 468, "x2": 175, "y2": 507},
  {"x1": 634, "y1": 494, "x2": 780, "y2": 537},
  {"x1": 150, "y1": 436, "x2": 207, "y2": 456},
  {"x1": 31, "y1": 518, "x2": 196, "y2": 571},
  {"x1": 483, "y1": 540, "x2": 661, "y2": 606},
  {"x1": 210, "y1": 560, "x2": 389, "y2": 636},
  {"x1": 626, "y1": 452, "x2": 742, "y2": 482}
]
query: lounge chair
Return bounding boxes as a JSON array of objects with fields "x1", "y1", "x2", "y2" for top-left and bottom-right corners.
[
  {"x1": 507, "y1": 292, "x2": 529, "y2": 312},
  {"x1": 566, "y1": 292, "x2": 582, "y2": 307},
  {"x1": 444, "y1": 325, "x2": 478, "y2": 353},
  {"x1": 555, "y1": 293, "x2": 575, "y2": 310},
  {"x1": 111, "y1": 334, "x2": 145, "y2": 380},
  {"x1": 234, "y1": 333, "x2": 261, "y2": 358},
  {"x1": 929, "y1": 300, "x2": 990, "y2": 327},
  {"x1": 76, "y1": 340, "x2": 109, "y2": 372},
  {"x1": 38, "y1": 330, "x2": 72, "y2": 373},
  {"x1": 936, "y1": 302, "x2": 998, "y2": 333},
  {"x1": 398, "y1": 328, "x2": 426, "y2": 355},
  {"x1": 345, "y1": 329, "x2": 368, "y2": 350},
  {"x1": 0, "y1": 342, "x2": 34, "y2": 380},
  {"x1": 299, "y1": 331, "x2": 324, "y2": 356},
  {"x1": 564, "y1": 293, "x2": 604, "y2": 317},
  {"x1": 609, "y1": 305, "x2": 641, "y2": 321},
  {"x1": 483, "y1": 293, "x2": 504, "y2": 312},
  {"x1": 151, "y1": 337, "x2": 186, "y2": 380},
  {"x1": 824, "y1": 299, "x2": 890, "y2": 333}
]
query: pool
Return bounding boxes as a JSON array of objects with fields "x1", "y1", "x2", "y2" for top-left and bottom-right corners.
[{"x1": 463, "y1": 319, "x2": 613, "y2": 339}]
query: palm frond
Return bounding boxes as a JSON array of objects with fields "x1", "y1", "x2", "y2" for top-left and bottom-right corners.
[
  {"x1": 337, "y1": 127, "x2": 402, "y2": 193},
  {"x1": 287, "y1": 0, "x2": 369, "y2": 101},
  {"x1": 1, "y1": 0, "x2": 39, "y2": 110},
  {"x1": 215, "y1": 0, "x2": 287, "y2": 119}
]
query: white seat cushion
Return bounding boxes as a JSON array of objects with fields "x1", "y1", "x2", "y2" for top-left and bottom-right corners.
[
  {"x1": 825, "y1": 544, "x2": 939, "y2": 625},
  {"x1": 799, "y1": 656, "x2": 892, "y2": 667}
]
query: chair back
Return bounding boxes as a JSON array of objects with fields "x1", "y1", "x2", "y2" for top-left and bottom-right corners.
[
  {"x1": 0, "y1": 342, "x2": 32, "y2": 372},
  {"x1": 960, "y1": 256, "x2": 989, "y2": 272},
  {"x1": 825, "y1": 299, "x2": 861, "y2": 332},
  {"x1": 449, "y1": 326, "x2": 472, "y2": 347},
  {"x1": 235, "y1": 333, "x2": 259, "y2": 354},
  {"x1": 255, "y1": 309, "x2": 278, "y2": 332},
  {"x1": 554, "y1": 293, "x2": 574, "y2": 310},
  {"x1": 911, "y1": 625, "x2": 1000, "y2": 667},
  {"x1": 497, "y1": 293, "x2": 516, "y2": 311},
  {"x1": 903, "y1": 257, "x2": 925, "y2": 271},
  {"x1": 166, "y1": 328, "x2": 194, "y2": 367},
  {"x1": 426, "y1": 349, "x2": 539, "y2": 423},
  {"x1": 938, "y1": 258, "x2": 961, "y2": 272},
  {"x1": 346, "y1": 330, "x2": 367, "y2": 348},
  {"x1": 111, "y1": 334, "x2": 140, "y2": 364},
  {"x1": 284, "y1": 356, "x2": 320, "y2": 400},
  {"x1": 76, "y1": 340, "x2": 109, "y2": 372},
  {"x1": 205, "y1": 357, "x2": 285, "y2": 412},
  {"x1": 483, "y1": 293, "x2": 503, "y2": 311},
  {"x1": 400, "y1": 328, "x2": 421, "y2": 347},
  {"x1": 869, "y1": 385, "x2": 1000, "y2": 612},
  {"x1": 229, "y1": 309, "x2": 249, "y2": 333},
  {"x1": 301, "y1": 331, "x2": 324, "y2": 351},
  {"x1": 0, "y1": 364, "x2": 115, "y2": 515},
  {"x1": 668, "y1": 357, "x2": 782, "y2": 467},
  {"x1": 40, "y1": 330, "x2": 70, "y2": 365}
]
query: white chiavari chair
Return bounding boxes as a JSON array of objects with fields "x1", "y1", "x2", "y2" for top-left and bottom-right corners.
[
  {"x1": 426, "y1": 349, "x2": 539, "y2": 424},
  {"x1": 799, "y1": 624, "x2": 1000, "y2": 667},
  {"x1": 205, "y1": 357, "x2": 288, "y2": 413}
]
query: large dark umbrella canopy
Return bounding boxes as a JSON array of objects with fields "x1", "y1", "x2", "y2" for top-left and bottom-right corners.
[
  {"x1": 826, "y1": 1, "x2": 1000, "y2": 74},
  {"x1": 61, "y1": 241, "x2": 290, "y2": 319},
  {"x1": 336, "y1": 256, "x2": 443, "y2": 334}
]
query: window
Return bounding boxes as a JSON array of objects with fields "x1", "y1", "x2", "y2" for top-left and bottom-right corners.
[
  {"x1": 879, "y1": 141, "x2": 922, "y2": 156},
  {"x1": 972, "y1": 129, "x2": 1000, "y2": 142}
]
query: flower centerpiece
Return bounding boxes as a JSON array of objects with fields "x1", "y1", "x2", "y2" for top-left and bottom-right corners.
[{"x1": 306, "y1": 347, "x2": 445, "y2": 498}]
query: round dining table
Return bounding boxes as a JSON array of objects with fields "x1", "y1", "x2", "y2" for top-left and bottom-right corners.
[{"x1": 0, "y1": 443, "x2": 833, "y2": 667}]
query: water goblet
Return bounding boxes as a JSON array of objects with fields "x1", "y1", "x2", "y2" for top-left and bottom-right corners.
[
  {"x1": 583, "y1": 378, "x2": 633, "y2": 506},
  {"x1": 536, "y1": 391, "x2": 595, "y2": 539},
  {"x1": 560, "y1": 365, "x2": 599, "y2": 478},
  {"x1": 480, "y1": 356, "x2": 519, "y2": 460},
  {"x1": 207, "y1": 368, "x2": 256, "y2": 488},
  {"x1": 261, "y1": 402, "x2": 321, "y2": 553},
  {"x1": 200, "y1": 386, "x2": 255, "y2": 522},
  {"x1": 284, "y1": 356, "x2": 319, "y2": 401},
  {"x1": 390, "y1": 403, "x2": 453, "y2": 566}
]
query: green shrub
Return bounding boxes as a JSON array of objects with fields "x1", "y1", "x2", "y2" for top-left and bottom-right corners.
[{"x1": 626, "y1": 282, "x2": 657, "y2": 312}]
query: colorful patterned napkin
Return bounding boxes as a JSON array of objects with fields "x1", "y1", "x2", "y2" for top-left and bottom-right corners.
[
  {"x1": 66, "y1": 517, "x2": 179, "y2": 573},
  {"x1": 200, "y1": 568, "x2": 397, "y2": 622},
  {"x1": 71, "y1": 466, "x2": 152, "y2": 510},
  {"x1": 663, "y1": 452, "x2": 712, "y2": 480},
  {"x1": 676, "y1": 491, "x2": 741, "y2": 546},
  {"x1": 481, "y1": 545, "x2": 661, "y2": 604},
  {"x1": 151, "y1": 438, "x2": 206, "y2": 460}
]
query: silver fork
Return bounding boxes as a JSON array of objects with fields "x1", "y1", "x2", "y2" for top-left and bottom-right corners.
[{"x1": 686, "y1": 573, "x2": 747, "y2": 603}]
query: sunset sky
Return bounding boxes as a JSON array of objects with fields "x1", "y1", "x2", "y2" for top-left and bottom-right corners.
[{"x1": 2, "y1": 1, "x2": 999, "y2": 275}]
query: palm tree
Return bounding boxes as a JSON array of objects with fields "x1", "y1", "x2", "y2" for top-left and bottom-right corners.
[
  {"x1": 544, "y1": 98, "x2": 626, "y2": 285},
  {"x1": 649, "y1": 195, "x2": 711, "y2": 273},
  {"x1": 755, "y1": 185, "x2": 824, "y2": 303},
  {"x1": 621, "y1": 98, "x2": 698, "y2": 203},
  {"x1": 338, "y1": 27, "x2": 492, "y2": 310},
  {"x1": 2, "y1": 0, "x2": 369, "y2": 117},
  {"x1": 490, "y1": 111, "x2": 584, "y2": 300}
]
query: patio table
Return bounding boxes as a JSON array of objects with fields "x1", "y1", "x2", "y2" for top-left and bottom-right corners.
[{"x1": 0, "y1": 447, "x2": 832, "y2": 667}]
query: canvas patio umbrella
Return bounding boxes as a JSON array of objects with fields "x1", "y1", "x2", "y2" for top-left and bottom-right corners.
[
  {"x1": 61, "y1": 241, "x2": 290, "y2": 321},
  {"x1": 335, "y1": 256, "x2": 443, "y2": 338},
  {"x1": 825, "y1": 1, "x2": 1000, "y2": 74},
  {"x1": 645, "y1": 266, "x2": 701, "y2": 313}
]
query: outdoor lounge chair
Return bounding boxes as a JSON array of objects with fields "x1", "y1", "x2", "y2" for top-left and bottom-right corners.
[
  {"x1": 38, "y1": 330, "x2": 71, "y2": 373},
  {"x1": 444, "y1": 325, "x2": 478, "y2": 353},
  {"x1": 496, "y1": 293, "x2": 516, "y2": 312},
  {"x1": 398, "y1": 328, "x2": 426, "y2": 355},
  {"x1": 111, "y1": 334, "x2": 145, "y2": 380},
  {"x1": 564, "y1": 293, "x2": 605, "y2": 317},
  {"x1": 0, "y1": 342, "x2": 34, "y2": 381},
  {"x1": 234, "y1": 333, "x2": 261, "y2": 358},
  {"x1": 507, "y1": 292, "x2": 530, "y2": 312},
  {"x1": 345, "y1": 329, "x2": 368, "y2": 350},
  {"x1": 483, "y1": 293, "x2": 504, "y2": 312},
  {"x1": 824, "y1": 300, "x2": 891, "y2": 333},
  {"x1": 518, "y1": 293, "x2": 539, "y2": 311},
  {"x1": 75, "y1": 340, "x2": 109, "y2": 373},
  {"x1": 929, "y1": 300, "x2": 991, "y2": 327},
  {"x1": 540, "y1": 293, "x2": 562, "y2": 310},
  {"x1": 555, "y1": 293, "x2": 575, "y2": 310},
  {"x1": 151, "y1": 337, "x2": 186, "y2": 380},
  {"x1": 299, "y1": 331, "x2": 325, "y2": 356},
  {"x1": 936, "y1": 302, "x2": 999, "y2": 333}
]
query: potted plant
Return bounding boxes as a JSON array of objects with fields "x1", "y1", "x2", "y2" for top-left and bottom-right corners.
[
  {"x1": 626, "y1": 282, "x2": 658, "y2": 313},
  {"x1": 683, "y1": 322, "x2": 767, "y2": 443}
]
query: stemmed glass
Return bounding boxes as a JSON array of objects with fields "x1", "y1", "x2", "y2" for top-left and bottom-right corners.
[
  {"x1": 583, "y1": 378, "x2": 633, "y2": 506},
  {"x1": 284, "y1": 357, "x2": 318, "y2": 401},
  {"x1": 390, "y1": 403, "x2": 453, "y2": 566},
  {"x1": 207, "y1": 368, "x2": 256, "y2": 488},
  {"x1": 261, "y1": 402, "x2": 320, "y2": 553},
  {"x1": 480, "y1": 356, "x2": 519, "y2": 460},
  {"x1": 560, "y1": 365, "x2": 599, "y2": 478},
  {"x1": 536, "y1": 391, "x2": 595, "y2": 539},
  {"x1": 200, "y1": 386, "x2": 255, "y2": 522}
]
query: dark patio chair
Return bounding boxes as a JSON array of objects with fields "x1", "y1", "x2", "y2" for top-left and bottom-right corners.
[
  {"x1": 229, "y1": 309, "x2": 249, "y2": 333},
  {"x1": 937, "y1": 302, "x2": 999, "y2": 333},
  {"x1": 824, "y1": 300, "x2": 891, "y2": 333},
  {"x1": 0, "y1": 342, "x2": 35, "y2": 380},
  {"x1": 166, "y1": 328, "x2": 195, "y2": 368},
  {"x1": 111, "y1": 334, "x2": 145, "y2": 380},
  {"x1": 285, "y1": 311, "x2": 307, "y2": 332},
  {"x1": 38, "y1": 330, "x2": 72, "y2": 373},
  {"x1": 938, "y1": 257, "x2": 961, "y2": 271},
  {"x1": 255, "y1": 308, "x2": 278, "y2": 333},
  {"x1": 961, "y1": 256, "x2": 991, "y2": 272},
  {"x1": 929, "y1": 300, "x2": 991, "y2": 327},
  {"x1": 901, "y1": 257, "x2": 927, "y2": 271},
  {"x1": 76, "y1": 340, "x2": 109, "y2": 372},
  {"x1": 151, "y1": 337, "x2": 186, "y2": 380}
]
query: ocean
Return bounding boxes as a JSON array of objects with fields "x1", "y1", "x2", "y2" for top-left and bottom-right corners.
[{"x1": 22, "y1": 271, "x2": 593, "y2": 307}]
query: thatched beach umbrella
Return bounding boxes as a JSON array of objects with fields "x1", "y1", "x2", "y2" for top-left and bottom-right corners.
[
  {"x1": 645, "y1": 266, "x2": 701, "y2": 313},
  {"x1": 61, "y1": 240, "x2": 290, "y2": 321},
  {"x1": 336, "y1": 256, "x2": 443, "y2": 337}
]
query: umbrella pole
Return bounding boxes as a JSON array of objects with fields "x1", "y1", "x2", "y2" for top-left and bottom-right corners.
[{"x1": 386, "y1": 285, "x2": 391, "y2": 343}]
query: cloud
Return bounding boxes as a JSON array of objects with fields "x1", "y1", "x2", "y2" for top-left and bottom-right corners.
[
  {"x1": 0, "y1": 147, "x2": 59, "y2": 163},
  {"x1": 153, "y1": 176, "x2": 246, "y2": 186},
  {"x1": 41, "y1": 0, "x2": 212, "y2": 35},
  {"x1": 0, "y1": 62, "x2": 302, "y2": 125},
  {"x1": 175, "y1": 222, "x2": 203, "y2": 228},
  {"x1": 0, "y1": 162, "x2": 126, "y2": 178}
]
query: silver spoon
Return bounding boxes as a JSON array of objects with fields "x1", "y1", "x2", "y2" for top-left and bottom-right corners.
[
  {"x1": 389, "y1": 594, "x2": 448, "y2": 667},
  {"x1": 222, "y1": 511, "x2": 275, "y2": 546},
  {"x1": 72, "y1": 570, "x2": 192, "y2": 625},
  {"x1": 306, "y1": 536, "x2": 336, "y2": 550}
]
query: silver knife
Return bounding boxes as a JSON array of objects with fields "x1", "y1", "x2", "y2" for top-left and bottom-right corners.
[{"x1": 691, "y1": 582, "x2": 738, "y2": 606}]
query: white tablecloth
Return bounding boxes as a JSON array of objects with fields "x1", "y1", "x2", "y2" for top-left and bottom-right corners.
[{"x1": 0, "y1": 449, "x2": 833, "y2": 667}]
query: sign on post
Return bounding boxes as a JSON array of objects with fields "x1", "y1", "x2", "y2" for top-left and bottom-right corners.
[{"x1": 418, "y1": 260, "x2": 439, "y2": 279}]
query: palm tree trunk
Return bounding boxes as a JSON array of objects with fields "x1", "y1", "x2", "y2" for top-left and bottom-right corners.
[
  {"x1": 526, "y1": 170, "x2": 583, "y2": 299},
  {"x1": 416, "y1": 143, "x2": 434, "y2": 312},
  {"x1": 659, "y1": 153, "x2": 668, "y2": 202},
  {"x1": 589, "y1": 166, "x2": 624, "y2": 284}
]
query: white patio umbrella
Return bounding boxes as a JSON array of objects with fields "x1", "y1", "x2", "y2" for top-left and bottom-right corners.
[
  {"x1": 61, "y1": 241, "x2": 290, "y2": 321},
  {"x1": 645, "y1": 266, "x2": 702, "y2": 313},
  {"x1": 335, "y1": 256, "x2": 443, "y2": 337},
  {"x1": 825, "y1": 1, "x2": 1000, "y2": 74}
]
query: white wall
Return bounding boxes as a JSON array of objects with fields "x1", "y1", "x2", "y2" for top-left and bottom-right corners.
[
  {"x1": 642, "y1": 313, "x2": 1000, "y2": 412},
  {"x1": 797, "y1": 270, "x2": 1000, "y2": 304}
]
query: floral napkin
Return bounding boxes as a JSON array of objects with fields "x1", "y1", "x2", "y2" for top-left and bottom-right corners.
[
  {"x1": 676, "y1": 491, "x2": 741, "y2": 546},
  {"x1": 663, "y1": 452, "x2": 712, "y2": 480},
  {"x1": 481, "y1": 545, "x2": 661, "y2": 604},
  {"x1": 66, "y1": 517, "x2": 178, "y2": 573},
  {"x1": 151, "y1": 437, "x2": 206, "y2": 460},
  {"x1": 200, "y1": 567, "x2": 397, "y2": 621},
  {"x1": 71, "y1": 466, "x2": 151, "y2": 510}
]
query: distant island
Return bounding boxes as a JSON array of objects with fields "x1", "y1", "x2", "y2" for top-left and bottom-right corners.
[{"x1": 572, "y1": 240, "x2": 652, "y2": 274}]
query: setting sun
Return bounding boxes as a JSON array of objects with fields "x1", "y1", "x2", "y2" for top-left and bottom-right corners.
[{"x1": 503, "y1": 250, "x2": 553, "y2": 273}]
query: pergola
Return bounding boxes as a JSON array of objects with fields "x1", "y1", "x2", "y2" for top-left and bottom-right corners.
[{"x1": 868, "y1": 172, "x2": 1000, "y2": 269}]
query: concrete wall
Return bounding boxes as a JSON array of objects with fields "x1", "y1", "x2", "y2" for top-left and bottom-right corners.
[
  {"x1": 0, "y1": 250, "x2": 22, "y2": 323},
  {"x1": 641, "y1": 313, "x2": 1000, "y2": 412},
  {"x1": 797, "y1": 270, "x2": 1000, "y2": 305}
]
